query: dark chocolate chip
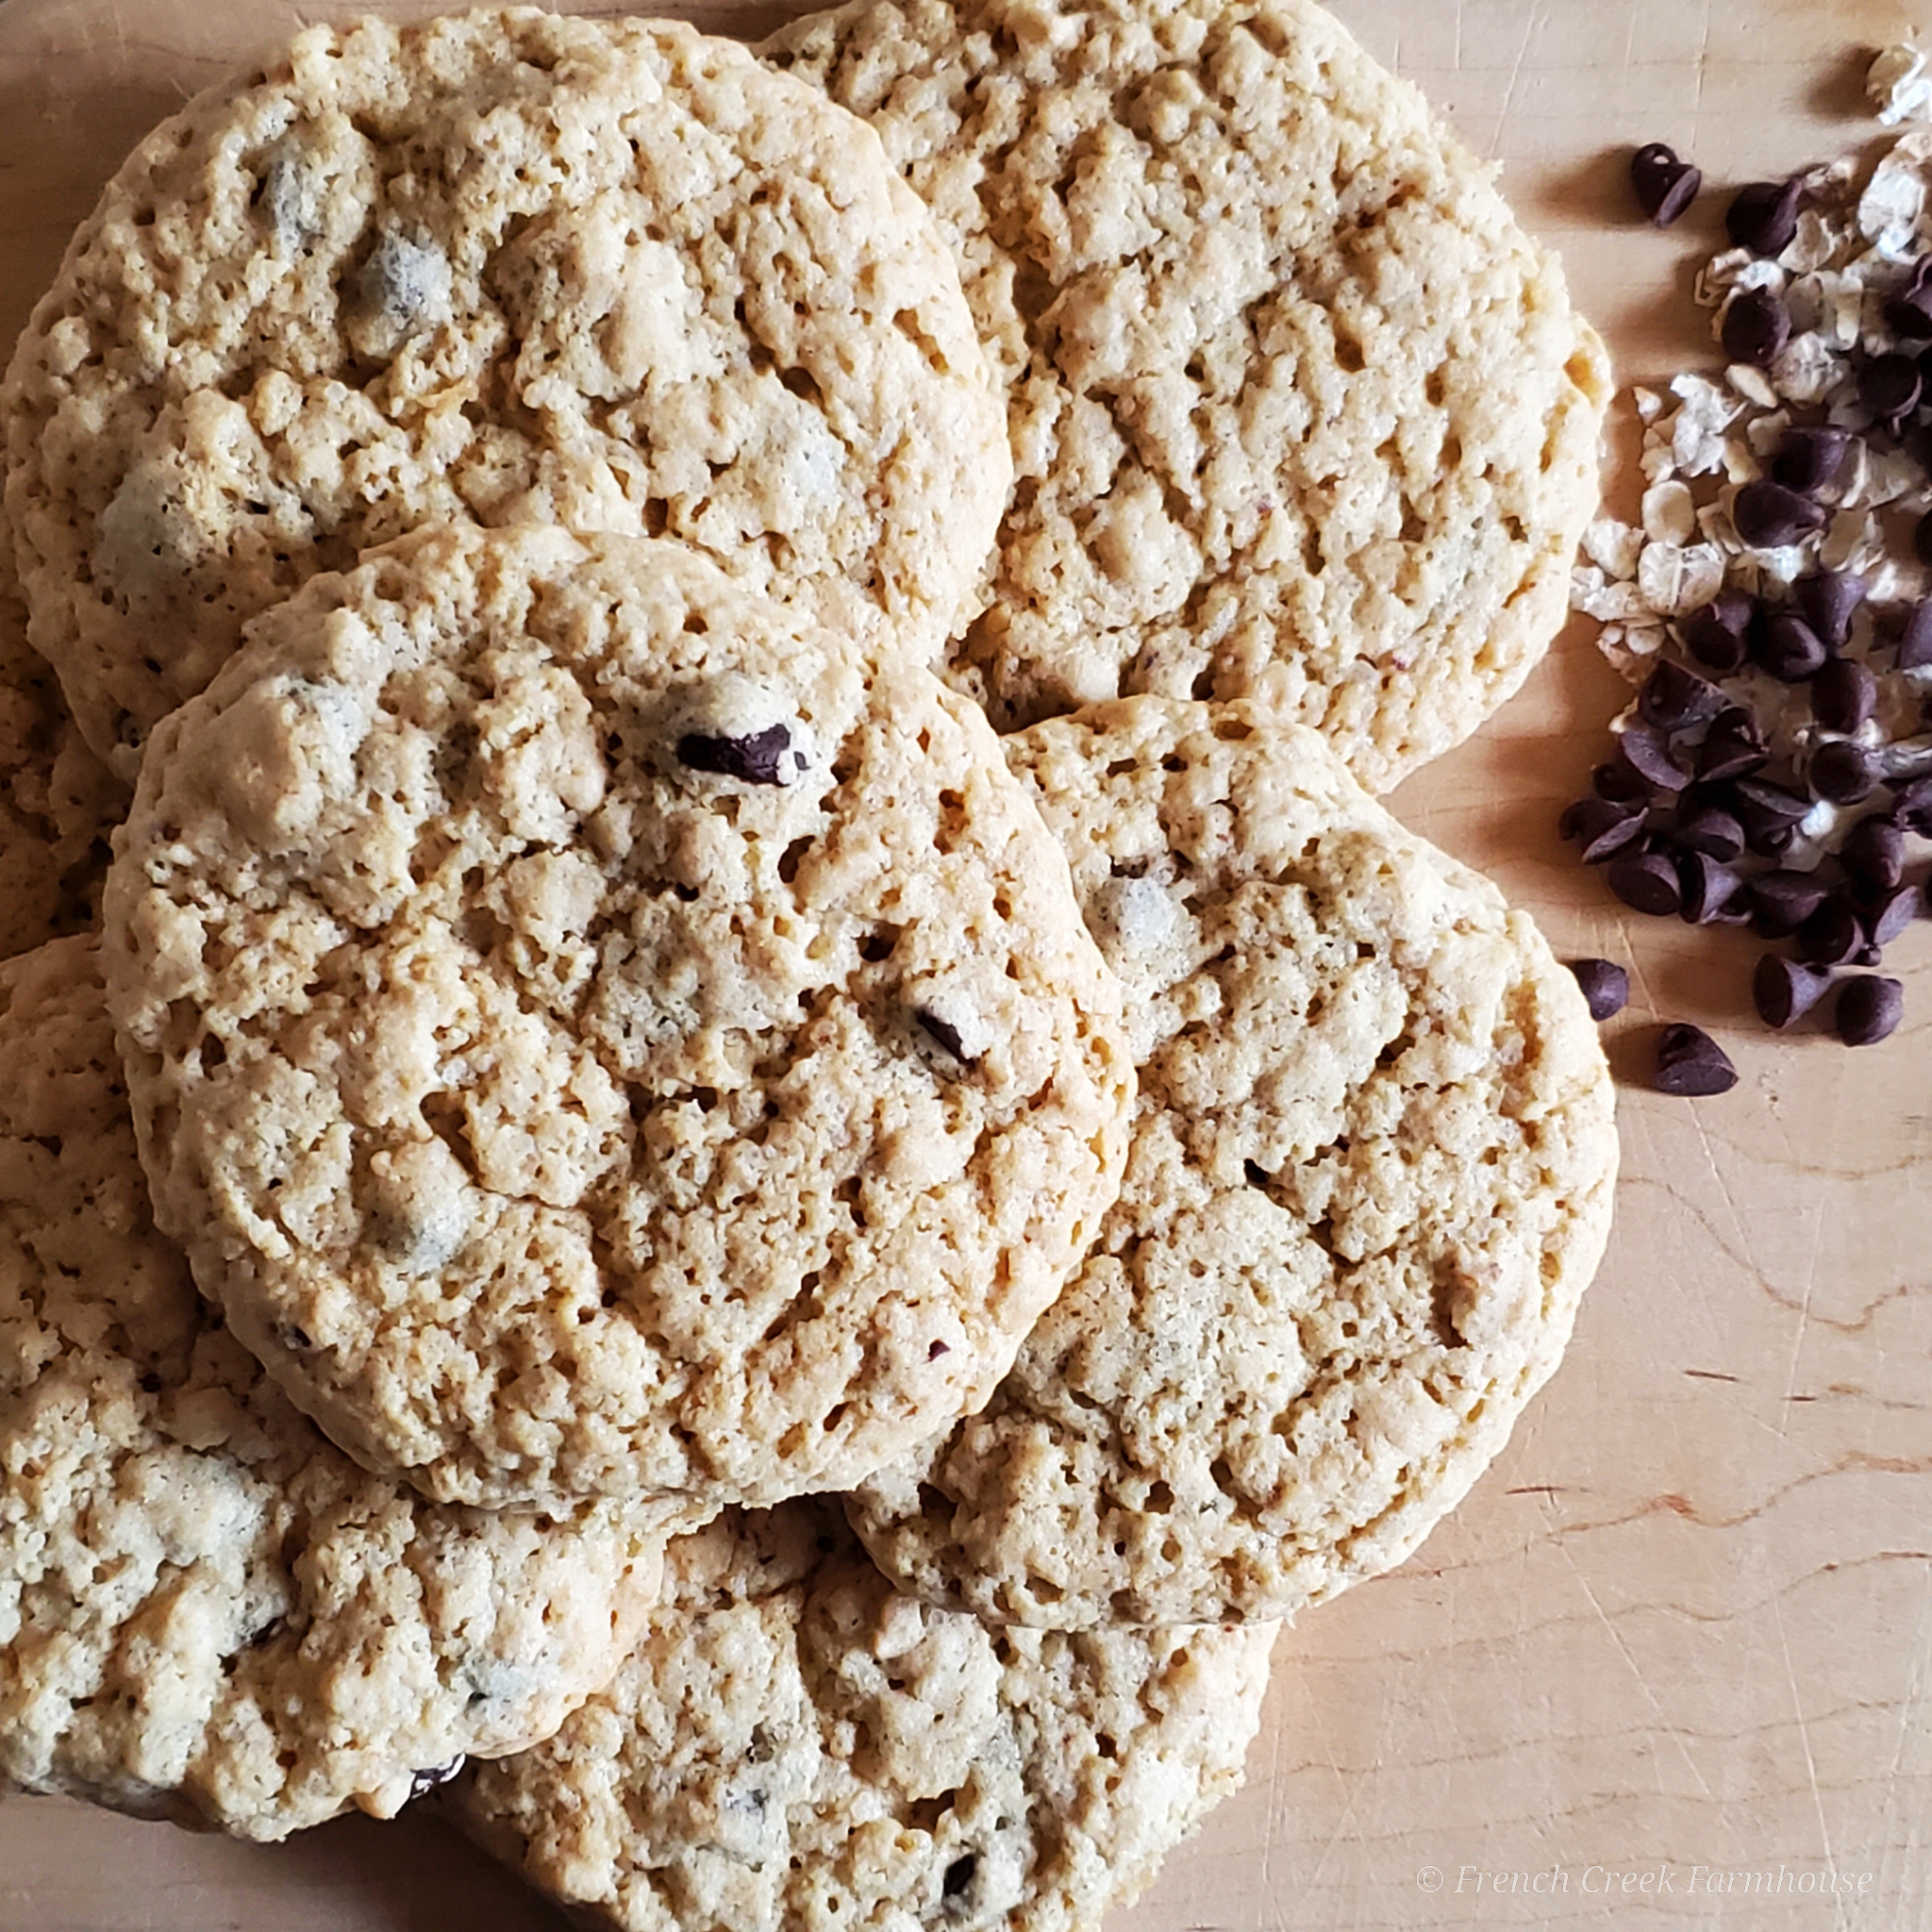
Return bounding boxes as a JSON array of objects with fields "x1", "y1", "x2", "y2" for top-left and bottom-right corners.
[
  {"x1": 1724, "y1": 177, "x2": 1803, "y2": 257},
  {"x1": 1754, "y1": 950, "x2": 1824, "y2": 1027},
  {"x1": 1899, "y1": 599, "x2": 1932, "y2": 671},
  {"x1": 1740, "y1": 811, "x2": 1798, "y2": 858},
  {"x1": 1895, "y1": 773, "x2": 1932, "y2": 835},
  {"x1": 1607, "y1": 849, "x2": 1684, "y2": 915},
  {"x1": 1593, "y1": 758, "x2": 1656, "y2": 806},
  {"x1": 1916, "y1": 510, "x2": 1932, "y2": 569},
  {"x1": 1748, "y1": 870, "x2": 1831, "y2": 938},
  {"x1": 1754, "y1": 610, "x2": 1828, "y2": 681},
  {"x1": 676, "y1": 723, "x2": 796, "y2": 786},
  {"x1": 916, "y1": 1009, "x2": 975, "y2": 1062},
  {"x1": 1791, "y1": 569, "x2": 1866, "y2": 648},
  {"x1": 1754, "y1": 955, "x2": 1833, "y2": 1029},
  {"x1": 1674, "y1": 804, "x2": 1744, "y2": 861},
  {"x1": 1695, "y1": 708, "x2": 1770, "y2": 782},
  {"x1": 1678, "y1": 850, "x2": 1744, "y2": 924},
  {"x1": 1720, "y1": 287, "x2": 1790, "y2": 368},
  {"x1": 942, "y1": 1855, "x2": 980, "y2": 1901},
  {"x1": 1732, "y1": 479, "x2": 1827, "y2": 550},
  {"x1": 1860, "y1": 352, "x2": 1924, "y2": 425},
  {"x1": 1795, "y1": 893, "x2": 1864, "y2": 967},
  {"x1": 1835, "y1": 974, "x2": 1904, "y2": 1046},
  {"x1": 1630, "y1": 142, "x2": 1702, "y2": 225},
  {"x1": 1617, "y1": 722, "x2": 1690, "y2": 792},
  {"x1": 1560, "y1": 796, "x2": 1649, "y2": 861},
  {"x1": 1731, "y1": 776, "x2": 1810, "y2": 823},
  {"x1": 1810, "y1": 657, "x2": 1878, "y2": 734},
  {"x1": 1639, "y1": 659, "x2": 1726, "y2": 734},
  {"x1": 1863, "y1": 879, "x2": 1919, "y2": 947},
  {"x1": 1808, "y1": 739, "x2": 1883, "y2": 805},
  {"x1": 1567, "y1": 958, "x2": 1629, "y2": 1021},
  {"x1": 1654, "y1": 1023, "x2": 1739, "y2": 1095},
  {"x1": 1887, "y1": 291, "x2": 1932, "y2": 340},
  {"x1": 1681, "y1": 591, "x2": 1757, "y2": 673},
  {"x1": 408, "y1": 1758, "x2": 466, "y2": 1802},
  {"x1": 1772, "y1": 431, "x2": 1853, "y2": 498},
  {"x1": 1841, "y1": 816, "x2": 1906, "y2": 892}
]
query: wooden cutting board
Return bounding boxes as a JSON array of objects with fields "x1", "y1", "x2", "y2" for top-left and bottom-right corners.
[{"x1": 2, "y1": 1, "x2": 1928, "y2": 1926}]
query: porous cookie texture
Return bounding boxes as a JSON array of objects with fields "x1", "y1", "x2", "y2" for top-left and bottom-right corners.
[
  {"x1": 103, "y1": 524, "x2": 1132, "y2": 1513},
  {"x1": 4, "y1": 6, "x2": 1008, "y2": 783},
  {"x1": 451, "y1": 1500, "x2": 1275, "y2": 1932},
  {"x1": 0, "y1": 935, "x2": 687, "y2": 1842},
  {"x1": 849, "y1": 697, "x2": 1619, "y2": 1627},
  {"x1": 762, "y1": 0, "x2": 1612, "y2": 791},
  {"x1": 0, "y1": 594, "x2": 119, "y2": 958}
]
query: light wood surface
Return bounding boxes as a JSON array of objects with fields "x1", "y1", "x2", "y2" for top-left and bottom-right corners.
[{"x1": 2, "y1": 1, "x2": 1930, "y2": 1927}]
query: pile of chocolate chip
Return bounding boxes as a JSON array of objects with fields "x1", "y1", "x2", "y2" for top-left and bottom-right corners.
[{"x1": 1560, "y1": 138, "x2": 1932, "y2": 1088}]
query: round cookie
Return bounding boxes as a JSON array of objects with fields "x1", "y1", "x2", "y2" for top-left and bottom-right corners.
[
  {"x1": 103, "y1": 524, "x2": 1132, "y2": 1513},
  {"x1": 762, "y1": 0, "x2": 1612, "y2": 791},
  {"x1": 0, "y1": 583, "x2": 121, "y2": 959},
  {"x1": 0, "y1": 934, "x2": 691, "y2": 1842},
  {"x1": 4, "y1": 5, "x2": 1009, "y2": 784},
  {"x1": 847, "y1": 696, "x2": 1618, "y2": 1627},
  {"x1": 450, "y1": 1499, "x2": 1276, "y2": 1932}
]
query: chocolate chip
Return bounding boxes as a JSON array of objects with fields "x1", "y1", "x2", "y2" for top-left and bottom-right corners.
[
  {"x1": 1724, "y1": 177, "x2": 1803, "y2": 257},
  {"x1": 1593, "y1": 758, "x2": 1656, "y2": 806},
  {"x1": 408, "y1": 1758, "x2": 466, "y2": 1801},
  {"x1": 1678, "y1": 850, "x2": 1744, "y2": 924},
  {"x1": 1695, "y1": 708, "x2": 1770, "y2": 782},
  {"x1": 1886, "y1": 289, "x2": 1932, "y2": 340},
  {"x1": 1860, "y1": 352, "x2": 1924, "y2": 426},
  {"x1": 1607, "y1": 849, "x2": 1684, "y2": 915},
  {"x1": 1835, "y1": 974, "x2": 1904, "y2": 1046},
  {"x1": 1808, "y1": 739, "x2": 1883, "y2": 805},
  {"x1": 1753, "y1": 610, "x2": 1828, "y2": 681},
  {"x1": 1772, "y1": 431, "x2": 1853, "y2": 498},
  {"x1": 1795, "y1": 892, "x2": 1864, "y2": 967},
  {"x1": 1674, "y1": 804, "x2": 1744, "y2": 861},
  {"x1": 1740, "y1": 810, "x2": 1798, "y2": 858},
  {"x1": 1896, "y1": 774, "x2": 1932, "y2": 835},
  {"x1": 916, "y1": 1010, "x2": 975, "y2": 1062},
  {"x1": 1720, "y1": 287, "x2": 1790, "y2": 368},
  {"x1": 1681, "y1": 591, "x2": 1757, "y2": 673},
  {"x1": 1654, "y1": 1023, "x2": 1739, "y2": 1095},
  {"x1": 1560, "y1": 795, "x2": 1649, "y2": 861},
  {"x1": 1841, "y1": 816, "x2": 1906, "y2": 892},
  {"x1": 1753, "y1": 955, "x2": 1832, "y2": 1029},
  {"x1": 1731, "y1": 776, "x2": 1810, "y2": 824},
  {"x1": 1617, "y1": 722, "x2": 1690, "y2": 792},
  {"x1": 1567, "y1": 958, "x2": 1629, "y2": 1021},
  {"x1": 941, "y1": 1855, "x2": 980, "y2": 1901},
  {"x1": 1630, "y1": 142, "x2": 1702, "y2": 226},
  {"x1": 1791, "y1": 569, "x2": 1865, "y2": 648},
  {"x1": 1899, "y1": 598, "x2": 1932, "y2": 670},
  {"x1": 1731, "y1": 479, "x2": 1827, "y2": 549},
  {"x1": 1639, "y1": 660, "x2": 1726, "y2": 733},
  {"x1": 1863, "y1": 879, "x2": 1919, "y2": 948},
  {"x1": 1748, "y1": 870, "x2": 1831, "y2": 938},
  {"x1": 1810, "y1": 657, "x2": 1877, "y2": 734},
  {"x1": 676, "y1": 723, "x2": 797, "y2": 786}
]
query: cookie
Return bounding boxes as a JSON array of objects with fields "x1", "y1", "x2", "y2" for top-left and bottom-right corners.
[
  {"x1": 847, "y1": 696, "x2": 1619, "y2": 1627},
  {"x1": 103, "y1": 524, "x2": 1132, "y2": 1513},
  {"x1": 0, "y1": 591, "x2": 119, "y2": 959},
  {"x1": 450, "y1": 1499, "x2": 1275, "y2": 1932},
  {"x1": 4, "y1": 5, "x2": 1008, "y2": 784},
  {"x1": 0, "y1": 933, "x2": 694, "y2": 1841},
  {"x1": 762, "y1": 0, "x2": 1611, "y2": 791}
]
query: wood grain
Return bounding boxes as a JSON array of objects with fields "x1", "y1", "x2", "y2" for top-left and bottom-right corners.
[{"x1": 1, "y1": 1, "x2": 1928, "y2": 1926}]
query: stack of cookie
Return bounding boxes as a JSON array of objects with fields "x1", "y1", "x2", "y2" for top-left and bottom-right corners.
[{"x1": 0, "y1": 3, "x2": 1619, "y2": 1926}]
